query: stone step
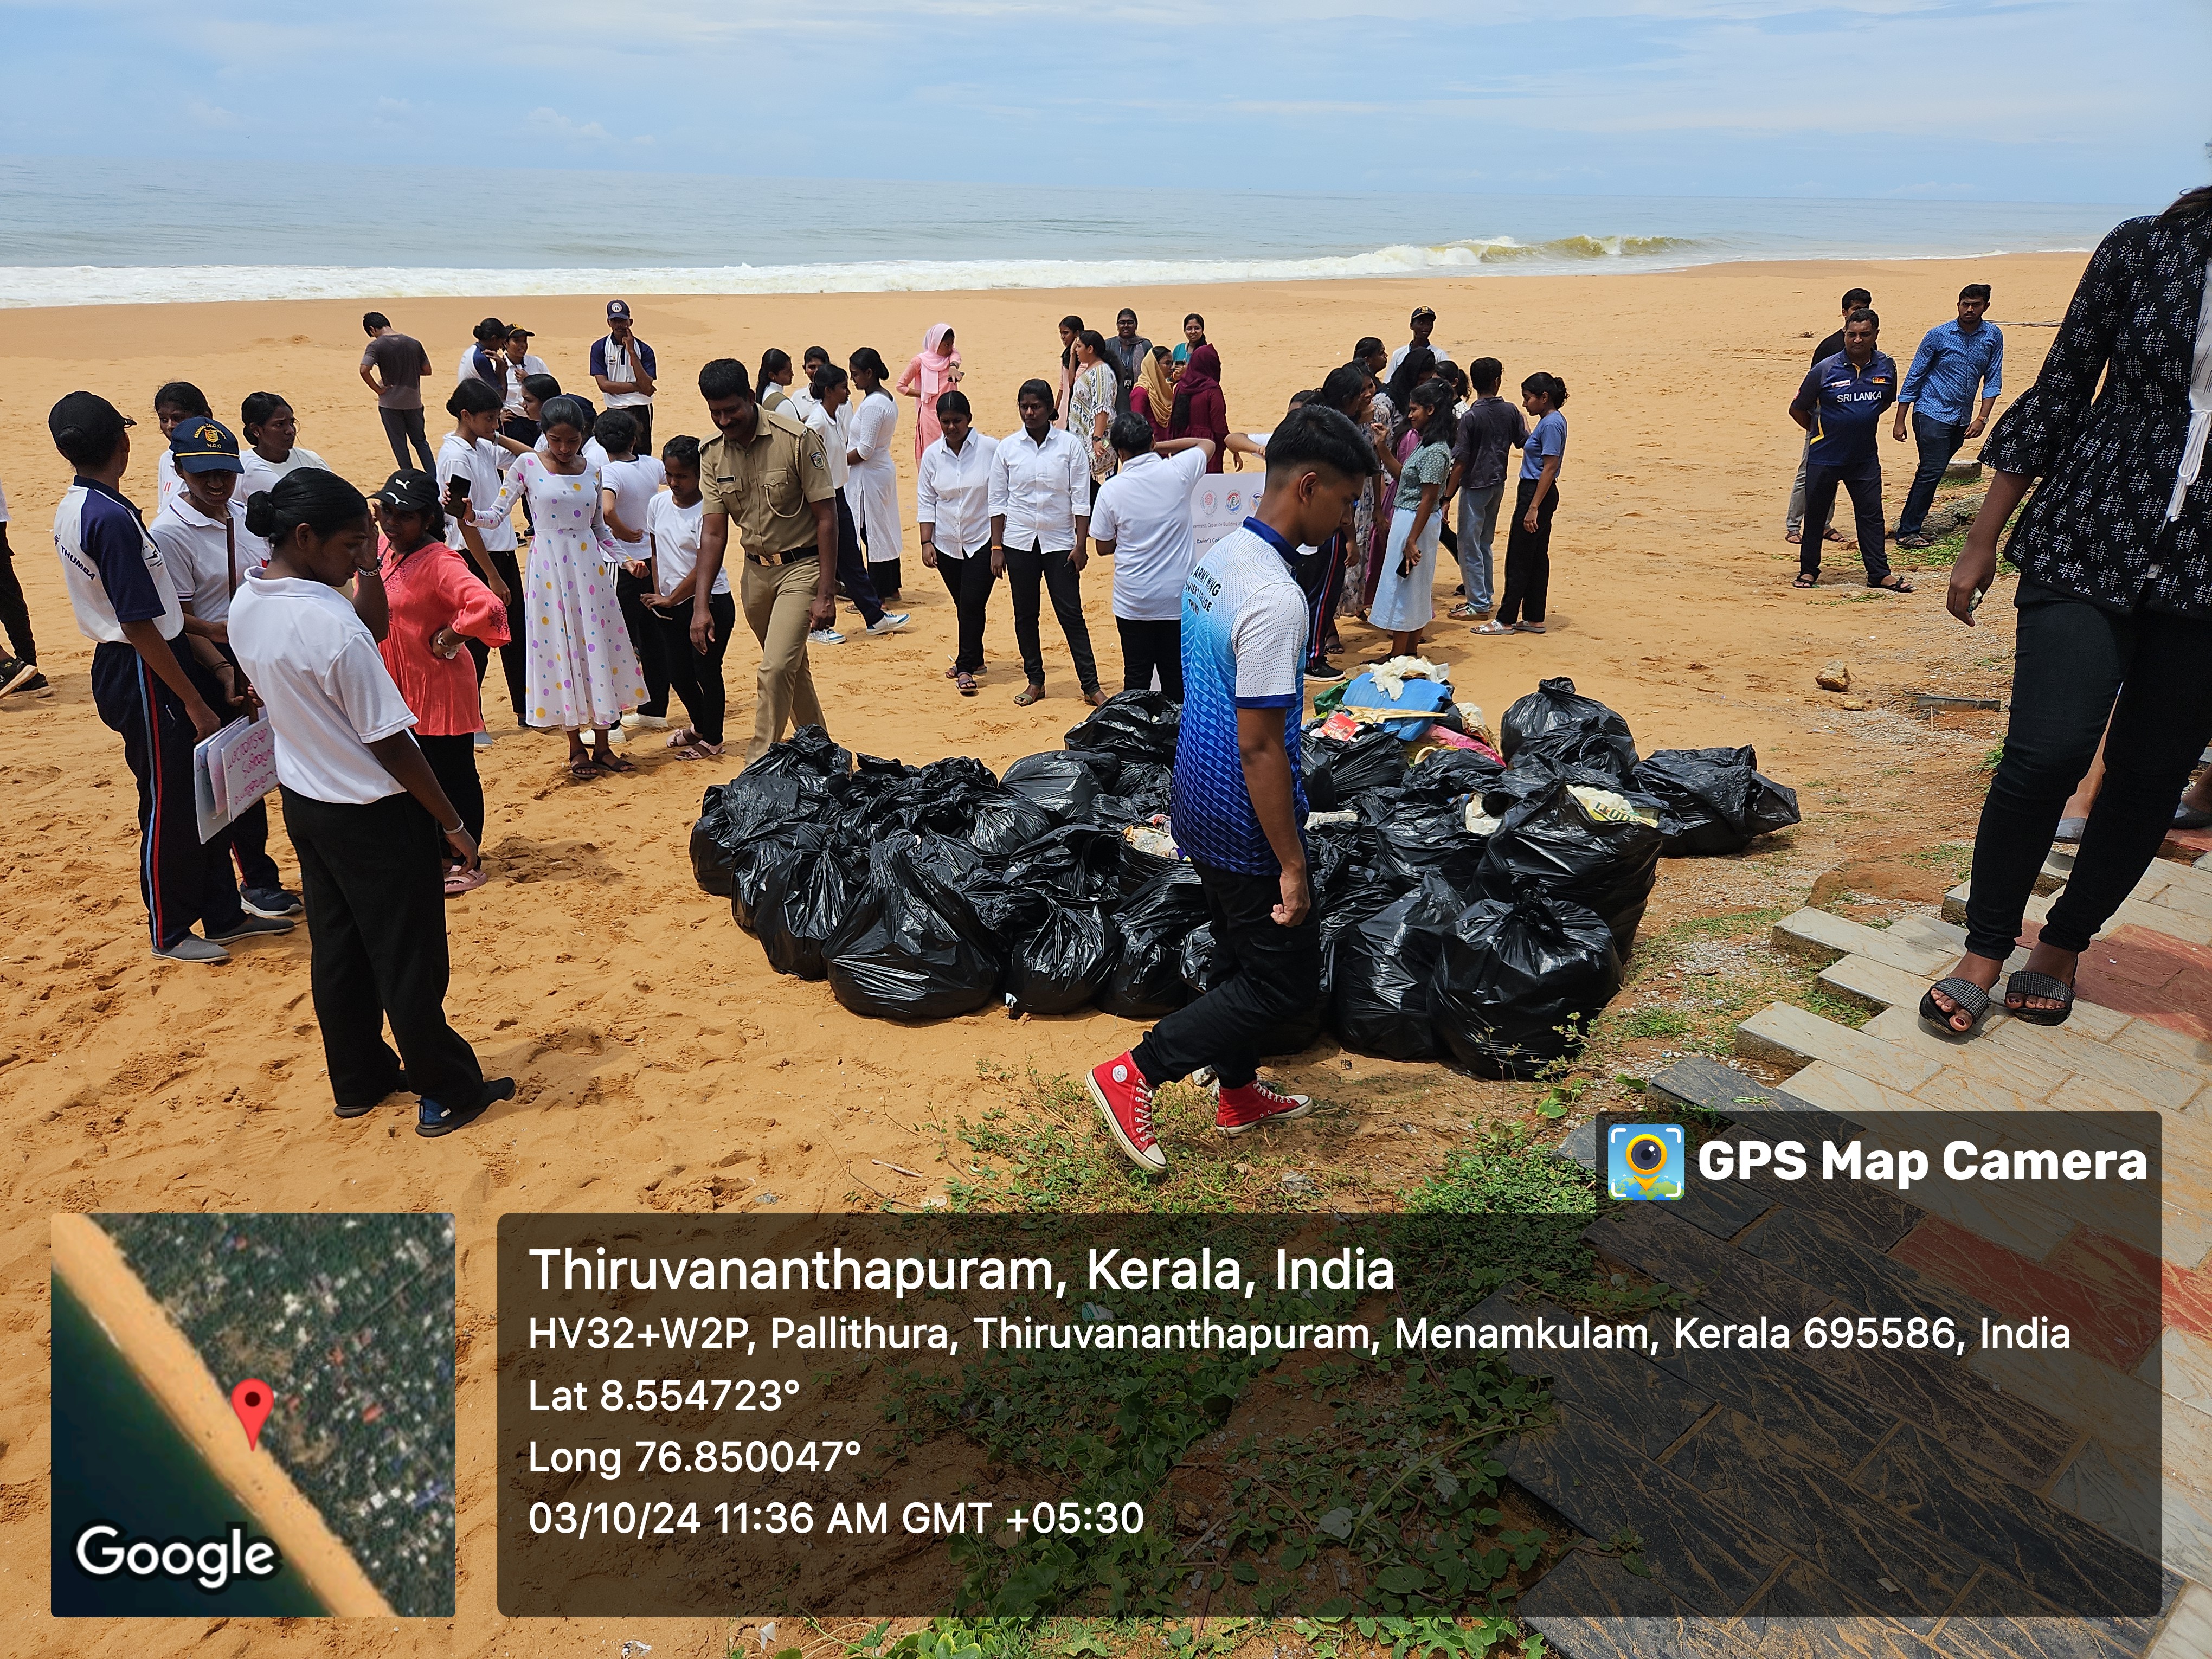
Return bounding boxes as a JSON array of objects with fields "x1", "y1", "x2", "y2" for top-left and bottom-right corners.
[
  {"x1": 1772, "y1": 907, "x2": 1953, "y2": 976},
  {"x1": 1943, "y1": 880, "x2": 2053, "y2": 929},
  {"x1": 2144, "y1": 1578, "x2": 2212, "y2": 1659},
  {"x1": 1737, "y1": 1002, "x2": 1944, "y2": 1094}
]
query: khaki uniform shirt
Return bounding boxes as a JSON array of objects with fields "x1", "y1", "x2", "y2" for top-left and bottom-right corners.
[{"x1": 700, "y1": 406, "x2": 835, "y2": 558}]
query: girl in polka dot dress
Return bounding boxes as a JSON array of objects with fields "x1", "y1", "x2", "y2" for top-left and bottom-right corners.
[{"x1": 482, "y1": 396, "x2": 646, "y2": 777}]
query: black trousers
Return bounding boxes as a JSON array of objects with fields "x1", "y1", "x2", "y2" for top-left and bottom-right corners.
[
  {"x1": 1133, "y1": 860, "x2": 1321, "y2": 1091},
  {"x1": 935, "y1": 550, "x2": 996, "y2": 673},
  {"x1": 1801, "y1": 460, "x2": 1892, "y2": 583},
  {"x1": 1964, "y1": 586, "x2": 2212, "y2": 961},
  {"x1": 832, "y1": 491, "x2": 885, "y2": 627},
  {"x1": 0, "y1": 529, "x2": 35, "y2": 664},
  {"x1": 1116, "y1": 616, "x2": 1183, "y2": 699},
  {"x1": 226, "y1": 798, "x2": 282, "y2": 893},
  {"x1": 378, "y1": 406, "x2": 435, "y2": 472},
  {"x1": 1495, "y1": 479, "x2": 1559, "y2": 627},
  {"x1": 282, "y1": 785, "x2": 485, "y2": 1111},
  {"x1": 871, "y1": 557, "x2": 903, "y2": 602},
  {"x1": 615, "y1": 567, "x2": 670, "y2": 717},
  {"x1": 416, "y1": 734, "x2": 485, "y2": 847},
  {"x1": 89, "y1": 639, "x2": 247, "y2": 950},
  {"x1": 1296, "y1": 532, "x2": 1343, "y2": 666},
  {"x1": 652, "y1": 592, "x2": 735, "y2": 745},
  {"x1": 1006, "y1": 543, "x2": 1099, "y2": 692}
]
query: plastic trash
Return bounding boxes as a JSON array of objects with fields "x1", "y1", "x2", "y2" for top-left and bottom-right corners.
[
  {"x1": 1632, "y1": 746, "x2": 1803, "y2": 856},
  {"x1": 1471, "y1": 778, "x2": 1663, "y2": 953},
  {"x1": 1431, "y1": 892, "x2": 1624, "y2": 1078},
  {"x1": 1500, "y1": 677, "x2": 1639, "y2": 780},
  {"x1": 1002, "y1": 752, "x2": 1103, "y2": 822},
  {"x1": 1064, "y1": 690, "x2": 1180, "y2": 766},
  {"x1": 1300, "y1": 723, "x2": 1409, "y2": 811},
  {"x1": 1365, "y1": 795, "x2": 1490, "y2": 893},
  {"x1": 1330, "y1": 873, "x2": 1464, "y2": 1060},
  {"x1": 690, "y1": 805, "x2": 735, "y2": 897},
  {"x1": 1008, "y1": 822, "x2": 1126, "y2": 902},
  {"x1": 1097, "y1": 864, "x2": 1209, "y2": 1019},
  {"x1": 1342, "y1": 664, "x2": 1455, "y2": 740},
  {"x1": 755, "y1": 842, "x2": 866, "y2": 980},
  {"x1": 732, "y1": 822, "x2": 828, "y2": 935},
  {"x1": 825, "y1": 840, "x2": 1001, "y2": 1022},
  {"x1": 1004, "y1": 898, "x2": 1118, "y2": 1016},
  {"x1": 970, "y1": 794, "x2": 1057, "y2": 857},
  {"x1": 1116, "y1": 760, "x2": 1175, "y2": 818},
  {"x1": 1396, "y1": 745, "x2": 1506, "y2": 806}
]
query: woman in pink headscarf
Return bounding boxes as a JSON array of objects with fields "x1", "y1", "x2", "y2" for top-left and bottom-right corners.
[{"x1": 897, "y1": 323, "x2": 964, "y2": 461}]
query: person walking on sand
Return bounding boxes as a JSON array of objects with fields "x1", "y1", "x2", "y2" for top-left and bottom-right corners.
[
  {"x1": 689, "y1": 358, "x2": 841, "y2": 764},
  {"x1": 228, "y1": 467, "x2": 514, "y2": 1136},
  {"x1": 1087, "y1": 404, "x2": 1379, "y2": 1175},
  {"x1": 375, "y1": 470, "x2": 509, "y2": 897},
  {"x1": 1786, "y1": 286, "x2": 1870, "y2": 544},
  {"x1": 1484, "y1": 373, "x2": 1572, "y2": 634},
  {"x1": 1893, "y1": 283, "x2": 2004, "y2": 549},
  {"x1": 801, "y1": 364, "x2": 904, "y2": 644},
  {"x1": 1366, "y1": 380, "x2": 1454, "y2": 655},
  {"x1": 897, "y1": 324, "x2": 963, "y2": 461},
  {"x1": 47, "y1": 391, "x2": 293, "y2": 965},
  {"x1": 1444, "y1": 357, "x2": 1526, "y2": 622},
  {"x1": 846, "y1": 349, "x2": 906, "y2": 601},
  {"x1": 916, "y1": 389, "x2": 1000, "y2": 697},
  {"x1": 1089, "y1": 413, "x2": 1217, "y2": 700},
  {"x1": 1102, "y1": 310, "x2": 1153, "y2": 415},
  {"x1": 1789, "y1": 309, "x2": 1911, "y2": 592},
  {"x1": 479, "y1": 395, "x2": 646, "y2": 778},
  {"x1": 360, "y1": 312, "x2": 438, "y2": 473},
  {"x1": 591, "y1": 300, "x2": 657, "y2": 454},
  {"x1": 639, "y1": 435, "x2": 734, "y2": 760},
  {"x1": 1921, "y1": 186, "x2": 2212, "y2": 1038},
  {"x1": 989, "y1": 379, "x2": 1104, "y2": 709}
]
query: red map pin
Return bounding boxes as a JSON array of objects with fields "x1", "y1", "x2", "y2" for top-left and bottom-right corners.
[{"x1": 230, "y1": 1379, "x2": 274, "y2": 1451}]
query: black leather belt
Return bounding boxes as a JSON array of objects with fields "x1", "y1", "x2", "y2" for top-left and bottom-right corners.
[{"x1": 744, "y1": 549, "x2": 818, "y2": 567}]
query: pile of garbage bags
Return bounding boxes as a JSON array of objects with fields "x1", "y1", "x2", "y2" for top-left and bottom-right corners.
[{"x1": 688, "y1": 679, "x2": 1798, "y2": 1076}]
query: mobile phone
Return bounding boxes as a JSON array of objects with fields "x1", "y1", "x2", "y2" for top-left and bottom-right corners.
[{"x1": 448, "y1": 478, "x2": 470, "y2": 500}]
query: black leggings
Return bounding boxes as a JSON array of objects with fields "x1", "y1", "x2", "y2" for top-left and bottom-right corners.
[
  {"x1": 1964, "y1": 585, "x2": 2212, "y2": 961},
  {"x1": 378, "y1": 406, "x2": 434, "y2": 472},
  {"x1": 0, "y1": 527, "x2": 35, "y2": 664},
  {"x1": 653, "y1": 593, "x2": 735, "y2": 745},
  {"x1": 1116, "y1": 616, "x2": 1183, "y2": 700},
  {"x1": 1495, "y1": 479, "x2": 1559, "y2": 627},
  {"x1": 936, "y1": 551, "x2": 996, "y2": 673},
  {"x1": 416, "y1": 733, "x2": 485, "y2": 853},
  {"x1": 616, "y1": 567, "x2": 669, "y2": 717}
]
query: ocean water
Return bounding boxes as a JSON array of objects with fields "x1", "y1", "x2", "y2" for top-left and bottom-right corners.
[
  {"x1": 49, "y1": 1276, "x2": 324, "y2": 1617},
  {"x1": 0, "y1": 155, "x2": 2142, "y2": 307}
]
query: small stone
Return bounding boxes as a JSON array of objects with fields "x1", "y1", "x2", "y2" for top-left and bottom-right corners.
[
  {"x1": 1817, "y1": 661, "x2": 1853, "y2": 692},
  {"x1": 1840, "y1": 698, "x2": 1869, "y2": 711},
  {"x1": 1280, "y1": 1171, "x2": 1320, "y2": 1194}
]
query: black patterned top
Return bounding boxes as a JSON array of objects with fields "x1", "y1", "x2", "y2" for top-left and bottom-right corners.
[{"x1": 1983, "y1": 209, "x2": 2212, "y2": 614}]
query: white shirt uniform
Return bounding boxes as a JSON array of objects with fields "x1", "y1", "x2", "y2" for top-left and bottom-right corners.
[
  {"x1": 845, "y1": 390, "x2": 902, "y2": 562},
  {"x1": 228, "y1": 571, "x2": 416, "y2": 805},
  {"x1": 805, "y1": 404, "x2": 851, "y2": 491},
  {"x1": 1386, "y1": 342, "x2": 1457, "y2": 380},
  {"x1": 647, "y1": 493, "x2": 725, "y2": 597},
  {"x1": 988, "y1": 425, "x2": 1092, "y2": 553},
  {"x1": 148, "y1": 492, "x2": 269, "y2": 627},
  {"x1": 1089, "y1": 447, "x2": 1209, "y2": 621},
  {"x1": 600, "y1": 455, "x2": 666, "y2": 550},
  {"x1": 155, "y1": 449, "x2": 185, "y2": 517},
  {"x1": 53, "y1": 480, "x2": 184, "y2": 645},
  {"x1": 915, "y1": 432, "x2": 1000, "y2": 557},
  {"x1": 502, "y1": 352, "x2": 548, "y2": 416},
  {"x1": 238, "y1": 447, "x2": 330, "y2": 505},
  {"x1": 594, "y1": 335, "x2": 653, "y2": 409},
  {"x1": 787, "y1": 387, "x2": 822, "y2": 428},
  {"x1": 436, "y1": 433, "x2": 520, "y2": 554}
]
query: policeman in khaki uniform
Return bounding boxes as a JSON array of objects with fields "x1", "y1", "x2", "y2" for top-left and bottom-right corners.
[{"x1": 689, "y1": 359, "x2": 840, "y2": 763}]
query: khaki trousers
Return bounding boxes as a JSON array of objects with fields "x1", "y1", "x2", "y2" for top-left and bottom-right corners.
[{"x1": 740, "y1": 554, "x2": 827, "y2": 763}]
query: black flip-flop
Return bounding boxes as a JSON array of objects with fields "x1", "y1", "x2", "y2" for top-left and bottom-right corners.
[
  {"x1": 2005, "y1": 970, "x2": 2076, "y2": 1027},
  {"x1": 1792, "y1": 574, "x2": 1818, "y2": 588},
  {"x1": 416, "y1": 1077, "x2": 516, "y2": 1138},
  {"x1": 1919, "y1": 976, "x2": 1992, "y2": 1036},
  {"x1": 1870, "y1": 576, "x2": 1915, "y2": 593}
]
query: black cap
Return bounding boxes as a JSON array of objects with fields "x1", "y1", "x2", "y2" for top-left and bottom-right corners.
[{"x1": 371, "y1": 469, "x2": 442, "y2": 514}]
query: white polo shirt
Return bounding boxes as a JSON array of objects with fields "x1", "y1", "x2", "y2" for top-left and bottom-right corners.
[
  {"x1": 237, "y1": 446, "x2": 330, "y2": 505},
  {"x1": 53, "y1": 479, "x2": 184, "y2": 646},
  {"x1": 228, "y1": 571, "x2": 416, "y2": 806},
  {"x1": 149, "y1": 491, "x2": 270, "y2": 626},
  {"x1": 987, "y1": 425, "x2": 1091, "y2": 553},
  {"x1": 436, "y1": 433, "x2": 519, "y2": 554},
  {"x1": 501, "y1": 352, "x2": 548, "y2": 416},
  {"x1": 915, "y1": 430, "x2": 1000, "y2": 557},
  {"x1": 805, "y1": 404, "x2": 851, "y2": 491},
  {"x1": 601, "y1": 455, "x2": 666, "y2": 550},
  {"x1": 647, "y1": 493, "x2": 725, "y2": 597},
  {"x1": 1089, "y1": 447, "x2": 1210, "y2": 621}
]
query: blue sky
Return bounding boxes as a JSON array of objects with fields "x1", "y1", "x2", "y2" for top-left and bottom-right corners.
[{"x1": 3, "y1": 0, "x2": 2204, "y2": 202}]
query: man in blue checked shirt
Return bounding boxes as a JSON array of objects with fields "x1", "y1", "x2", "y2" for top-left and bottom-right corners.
[{"x1": 1891, "y1": 283, "x2": 2003, "y2": 548}]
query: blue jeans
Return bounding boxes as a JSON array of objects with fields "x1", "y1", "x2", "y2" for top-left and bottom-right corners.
[
  {"x1": 1898, "y1": 411, "x2": 1966, "y2": 538},
  {"x1": 1456, "y1": 481, "x2": 1504, "y2": 612}
]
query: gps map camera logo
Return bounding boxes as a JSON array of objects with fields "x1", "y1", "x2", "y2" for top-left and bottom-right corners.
[{"x1": 1609, "y1": 1124, "x2": 1686, "y2": 1201}]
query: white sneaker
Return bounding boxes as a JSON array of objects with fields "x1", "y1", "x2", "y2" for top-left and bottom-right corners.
[
  {"x1": 809, "y1": 628, "x2": 846, "y2": 645},
  {"x1": 866, "y1": 612, "x2": 910, "y2": 635},
  {"x1": 621, "y1": 712, "x2": 670, "y2": 731},
  {"x1": 472, "y1": 730, "x2": 495, "y2": 748}
]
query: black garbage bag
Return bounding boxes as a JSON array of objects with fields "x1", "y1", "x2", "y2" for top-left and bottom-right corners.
[
  {"x1": 1178, "y1": 924, "x2": 1328, "y2": 1058},
  {"x1": 1471, "y1": 779, "x2": 1663, "y2": 953},
  {"x1": 1116, "y1": 824, "x2": 1184, "y2": 893},
  {"x1": 1003, "y1": 752, "x2": 1103, "y2": 822},
  {"x1": 825, "y1": 840, "x2": 1002, "y2": 1021},
  {"x1": 1301, "y1": 724, "x2": 1409, "y2": 810},
  {"x1": 901, "y1": 833, "x2": 1013, "y2": 967},
  {"x1": 1366, "y1": 794, "x2": 1490, "y2": 892},
  {"x1": 1117, "y1": 760, "x2": 1175, "y2": 817},
  {"x1": 1007, "y1": 822, "x2": 1125, "y2": 902},
  {"x1": 693, "y1": 773, "x2": 808, "y2": 896},
  {"x1": 1500, "y1": 677, "x2": 1639, "y2": 780},
  {"x1": 745, "y1": 725, "x2": 853, "y2": 790},
  {"x1": 1005, "y1": 898, "x2": 1118, "y2": 1016},
  {"x1": 1330, "y1": 873, "x2": 1464, "y2": 1060},
  {"x1": 755, "y1": 840, "x2": 866, "y2": 980},
  {"x1": 691, "y1": 801, "x2": 735, "y2": 896},
  {"x1": 1061, "y1": 747, "x2": 1124, "y2": 791},
  {"x1": 1432, "y1": 892, "x2": 1624, "y2": 1078},
  {"x1": 1098, "y1": 864, "x2": 1209, "y2": 1020},
  {"x1": 1065, "y1": 690, "x2": 1180, "y2": 767},
  {"x1": 1632, "y1": 746, "x2": 1802, "y2": 856},
  {"x1": 1397, "y1": 747, "x2": 1506, "y2": 806},
  {"x1": 732, "y1": 822, "x2": 828, "y2": 935},
  {"x1": 971, "y1": 794, "x2": 1057, "y2": 857}
]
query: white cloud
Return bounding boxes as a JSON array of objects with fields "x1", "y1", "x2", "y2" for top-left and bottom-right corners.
[
  {"x1": 527, "y1": 106, "x2": 613, "y2": 143},
  {"x1": 183, "y1": 97, "x2": 239, "y2": 128}
]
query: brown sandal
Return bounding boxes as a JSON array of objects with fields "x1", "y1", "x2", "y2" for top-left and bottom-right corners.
[
  {"x1": 1013, "y1": 684, "x2": 1044, "y2": 706},
  {"x1": 956, "y1": 672, "x2": 979, "y2": 697}
]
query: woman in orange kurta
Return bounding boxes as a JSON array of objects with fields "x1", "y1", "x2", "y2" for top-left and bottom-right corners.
[{"x1": 371, "y1": 470, "x2": 511, "y2": 895}]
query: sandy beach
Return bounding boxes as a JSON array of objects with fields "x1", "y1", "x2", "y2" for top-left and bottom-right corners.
[{"x1": 2, "y1": 252, "x2": 2092, "y2": 1656}]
